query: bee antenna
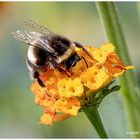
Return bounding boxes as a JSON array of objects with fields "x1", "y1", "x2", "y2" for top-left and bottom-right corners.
[{"x1": 74, "y1": 42, "x2": 93, "y2": 59}]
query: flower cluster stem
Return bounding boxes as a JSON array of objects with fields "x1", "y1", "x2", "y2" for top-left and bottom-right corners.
[
  {"x1": 96, "y1": 2, "x2": 140, "y2": 138},
  {"x1": 84, "y1": 106, "x2": 108, "y2": 138}
]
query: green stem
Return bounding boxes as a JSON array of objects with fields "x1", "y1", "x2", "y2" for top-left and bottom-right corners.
[
  {"x1": 84, "y1": 106, "x2": 108, "y2": 138},
  {"x1": 96, "y1": 2, "x2": 140, "y2": 138}
]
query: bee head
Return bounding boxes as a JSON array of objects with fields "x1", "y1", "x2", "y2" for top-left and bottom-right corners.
[{"x1": 63, "y1": 52, "x2": 81, "y2": 70}]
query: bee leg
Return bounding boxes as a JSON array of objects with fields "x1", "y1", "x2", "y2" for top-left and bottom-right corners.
[
  {"x1": 81, "y1": 56, "x2": 88, "y2": 68},
  {"x1": 56, "y1": 66, "x2": 71, "y2": 77},
  {"x1": 74, "y1": 42, "x2": 93, "y2": 59},
  {"x1": 50, "y1": 60, "x2": 71, "y2": 77},
  {"x1": 69, "y1": 61, "x2": 76, "y2": 75},
  {"x1": 59, "y1": 68, "x2": 71, "y2": 77},
  {"x1": 33, "y1": 71, "x2": 50, "y2": 95},
  {"x1": 33, "y1": 71, "x2": 45, "y2": 87}
]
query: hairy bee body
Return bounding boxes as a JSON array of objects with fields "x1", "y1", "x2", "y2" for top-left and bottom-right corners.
[
  {"x1": 26, "y1": 34, "x2": 80, "y2": 78},
  {"x1": 12, "y1": 20, "x2": 91, "y2": 88}
]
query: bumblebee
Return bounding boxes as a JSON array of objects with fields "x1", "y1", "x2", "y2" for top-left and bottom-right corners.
[{"x1": 11, "y1": 20, "x2": 92, "y2": 88}]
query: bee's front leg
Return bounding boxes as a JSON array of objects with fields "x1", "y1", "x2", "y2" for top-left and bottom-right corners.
[
  {"x1": 81, "y1": 56, "x2": 88, "y2": 68},
  {"x1": 50, "y1": 59, "x2": 71, "y2": 77}
]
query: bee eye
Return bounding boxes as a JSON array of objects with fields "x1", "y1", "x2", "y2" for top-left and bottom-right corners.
[{"x1": 76, "y1": 55, "x2": 80, "y2": 60}]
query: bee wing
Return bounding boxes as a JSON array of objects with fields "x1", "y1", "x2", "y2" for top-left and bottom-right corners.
[
  {"x1": 23, "y1": 20, "x2": 56, "y2": 36},
  {"x1": 11, "y1": 30, "x2": 32, "y2": 45},
  {"x1": 11, "y1": 30, "x2": 55, "y2": 53}
]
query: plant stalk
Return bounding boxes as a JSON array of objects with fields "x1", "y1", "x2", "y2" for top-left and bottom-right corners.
[
  {"x1": 96, "y1": 2, "x2": 140, "y2": 138},
  {"x1": 84, "y1": 106, "x2": 108, "y2": 138}
]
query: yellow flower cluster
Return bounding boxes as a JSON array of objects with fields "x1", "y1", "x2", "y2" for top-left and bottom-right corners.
[{"x1": 31, "y1": 43, "x2": 134, "y2": 125}]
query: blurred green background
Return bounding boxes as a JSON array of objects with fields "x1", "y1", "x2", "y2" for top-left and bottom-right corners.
[{"x1": 0, "y1": 2, "x2": 140, "y2": 138}]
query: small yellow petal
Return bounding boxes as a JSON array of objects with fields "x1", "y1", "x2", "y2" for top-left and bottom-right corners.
[
  {"x1": 54, "y1": 97, "x2": 80, "y2": 116},
  {"x1": 101, "y1": 43, "x2": 115, "y2": 53},
  {"x1": 58, "y1": 78, "x2": 83, "y2": 98},
  {"x1": 39, "y1": 113, "x2": 54, "y2": 125},
  {"x1": 54, "y1": 114, "x2": 70, "y2": 122},
  {"x1": 80, "y1": 65, "x2": 112, "y2": 91}
]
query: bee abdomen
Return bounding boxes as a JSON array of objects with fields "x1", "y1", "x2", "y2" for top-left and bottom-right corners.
[{"x1": 27, "y1": 45, "x2": 50, "y2": 66}]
